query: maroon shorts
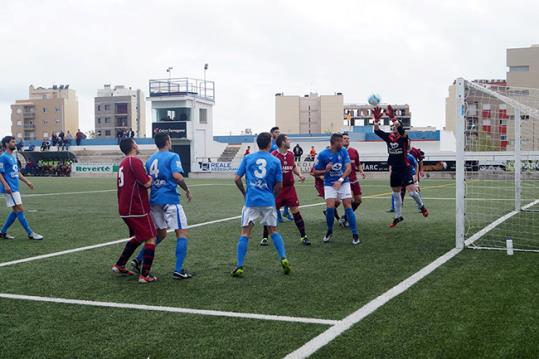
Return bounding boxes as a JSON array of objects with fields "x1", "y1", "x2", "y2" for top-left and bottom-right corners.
[
  {"x1": 350, "y1": 181, "x2": 362, "y2": 196},
  {"x1": 315, "y1": 182, "x2": 325, "y2": 198},
  {"x1": 276, "y1": 186, "x2": 300, "y2": 209},
  {"x1": 122, "y1": 214, "x2": 156, "y2": 243}
]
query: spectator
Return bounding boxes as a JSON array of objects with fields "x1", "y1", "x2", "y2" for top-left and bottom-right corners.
[
  {"x1": 16, "y1": 139, "x2": 24, "y2": 152},
  {"x1": 51, "y1": 133, "x2": 58, "y2": 147},
  {"x1": 116, "y1": 129, "x2": 124, "y2": 144},
  {"x1": 40, "y1": 138, "x2": 51, "y2": 151},
  {"x1": 75, "y1": 129, "x2": 84, "y2": 146},
  {"x1": 66, "y1": 131, "x2": 73, "y2": 150},
  {"x1": 28, "y1": 144, "x2": 35, "y2": 152},
  {"x1": 307, "y1": 146, "x2": 317, "y2": 161},
  {"x1": 293, "y1": 144, "x2": 303, "y2": 162},
  {"x1": 58, "y1": 130, "x2": 65, "y2": 145},
  {"x1": 127, "y1": 128, "x2": 135, "y2": 138},
  {"x1": 244, "y1": 146, "x2": 251, "y2": 157}
]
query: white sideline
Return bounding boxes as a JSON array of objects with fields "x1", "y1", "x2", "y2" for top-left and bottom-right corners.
[
  {"x1": 0, "y1": 202, "x2": 326, "y2": 268},
  {"x1": 284, "y1": 247, "x2": 462, "y2": 359},
  {"x1": 0, "y1": 293, "x2": 338, "y2": 326}
]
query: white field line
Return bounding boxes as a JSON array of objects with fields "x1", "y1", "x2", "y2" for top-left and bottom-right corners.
[
  {"x1": 0, "y1": 202, "x2": 326, "y2": 268},
  {"x1": 0, "y1": 293, "x2": 338, "y2": 326},
  {"x1": 285, "y1": 197, "x2": 539, "y2": 358},
  {"x1": 284, "y1": 247, "x2": 463, "y2": 359},
  {"x1": 20, "y1": 183, "x2": 233, "y2": 198},
  {"x1": 465, "y1": 198, "x2": 539, "y2": 247}
]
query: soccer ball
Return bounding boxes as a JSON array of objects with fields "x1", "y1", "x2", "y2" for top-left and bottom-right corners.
[{"x1": 368, "y1": 94, "x2": 381, "y2": 106}]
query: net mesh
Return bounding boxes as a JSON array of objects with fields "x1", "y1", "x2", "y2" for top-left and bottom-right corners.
[{"x1": 463, "y1": 80, "x2": 539, "y2": 252}]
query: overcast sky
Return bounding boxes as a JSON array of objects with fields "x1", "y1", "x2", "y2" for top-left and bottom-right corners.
[{"x1": 1, "y1": 0, "x2": 537, "y2": 136}]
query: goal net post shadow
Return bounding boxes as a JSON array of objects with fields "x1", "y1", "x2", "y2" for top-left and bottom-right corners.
[{"x1": 455, "y1": 78, "x2": 539, "y2": 253}]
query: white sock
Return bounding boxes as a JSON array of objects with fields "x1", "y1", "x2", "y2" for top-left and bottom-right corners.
[
  {"x1": 392, "y1": 192, "x2": 402, "y2": 218},
  {"x1": 409, "y1": 191, "x2": 424, "y2": 208}
]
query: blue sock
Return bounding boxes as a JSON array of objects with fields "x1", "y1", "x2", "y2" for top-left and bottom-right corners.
[
  {"x1": 1, "y1": 212, "x2": 17, "y2": 233},
  {"x1": 236, "y1": 236, "x2": 249, "y2": 267},
  {"x1": 136, "y1": 236, "x2": 162, "y2": 263},
  {"x1": 175, "y1": 237, "x2": 188, "y2": 272},
  {"x1": 271, "y1": 232, "x2": 286, "y2": 259},
  {"x1": 391, "y1": 196, "x2": 395, "y2": 211},
  {"x1": 325, "y1": 207, "x2": 335, "y2": 233},
  {"x1": 16, "y1": 212, "x2": 33, "y2": 235},
  {"x1": 283, "y1": 206, "x2": 290, "y2": 216},
  {"x1": 277, "y1": 210, "x2": 283, "y2": 222},
  {"x1": 345, "y1": 208, "x2": 358, "y2": 237}
]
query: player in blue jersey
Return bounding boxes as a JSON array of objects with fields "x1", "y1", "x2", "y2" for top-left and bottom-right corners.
[
  {"x1": 131, "y1": 132, "x2": 193, "y2": 280},
  {"x1": 0, "y1": 136, "x2": 43, "y2": 240},
  {"x1": 270, "y1": 126, "x2": 292, "y2": 222},
  {"x1": 313, "y1": 133, "x2": 360, "y2": 245},
  {"x1": 232, "y1": 132, "x2": 291, "y2": 277}
]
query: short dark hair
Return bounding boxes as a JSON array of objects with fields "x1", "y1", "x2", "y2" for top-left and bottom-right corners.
[
  {"x1": 276, "y1": 134, "x2": 287, "y2": 148},
  {"x1": 154, "y1": 132, "x2": 170, "y2": 149},
  {"x1": 1, "y1": 136, "x2": 15, "y2": 149},
  {"x1": 342, "y1": 131, "x2": 350, "y2": 137},
  {"x1": 119, "y1": 138, "x2": 135, "y2": 155},
  {"x1": 330, "y1": 133, "x2": 343, "y2": 145},
  {"x1": 256, "y1": 132, "x2": 272, "y2": 149},
  {"x1": 270, "y1": 126, "x2": 279, "y2": 134}
]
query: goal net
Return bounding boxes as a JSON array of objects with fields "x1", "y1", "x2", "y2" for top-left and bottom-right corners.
[{"x1": 455, "y1": 78, "x2": 539, "y2": 252}]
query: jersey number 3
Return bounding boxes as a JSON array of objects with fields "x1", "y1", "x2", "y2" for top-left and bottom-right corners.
[{"x1": 254, "y1": 159, "x2": 267, "y2": 178}]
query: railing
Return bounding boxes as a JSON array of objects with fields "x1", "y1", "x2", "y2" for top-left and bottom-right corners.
[{"x1": 149, "y1": 78, "x2": 215, "y2": 101}]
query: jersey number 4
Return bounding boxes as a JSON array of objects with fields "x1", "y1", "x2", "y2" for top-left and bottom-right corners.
[
  {"x1": 254, "y1": 159, "x2": 267, "y2": 178},
  {"x1": 149, "y1": 159, "x2": 159, "y2": 178}
]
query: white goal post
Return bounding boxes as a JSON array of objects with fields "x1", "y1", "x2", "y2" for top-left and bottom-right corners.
[{"x1": 455, "y1": 78, "x2": 539, "y2": 252}]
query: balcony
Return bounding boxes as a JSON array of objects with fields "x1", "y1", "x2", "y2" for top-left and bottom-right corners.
[{"x1": 149, "y1": 77, "x2": 215, "y2": 102}]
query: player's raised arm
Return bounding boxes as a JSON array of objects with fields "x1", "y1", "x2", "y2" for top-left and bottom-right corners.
[
  {"x1": 372, "y1": 106, "x2": 389, "y2": 141},
  {"x1": 386, "y1": 105, "x2": 406, "y2": 136}
]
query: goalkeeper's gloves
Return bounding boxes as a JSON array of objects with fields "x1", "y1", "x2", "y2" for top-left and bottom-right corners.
[
  {"x1": 372, "y1": 106, "x2": 383, "y2": 123},
  {"x1": 385, "y1": 104, "x2": 397, "y2": 122}
]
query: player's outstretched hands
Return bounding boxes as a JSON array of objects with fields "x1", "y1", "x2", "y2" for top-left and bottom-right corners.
[
  {"x1": 185, "y1": 190, "x2": 193, "y2": 202},
  {"x1": 372, "y1": 106, "x2": 383, "y2": 123},
  {"x1": 385, "y1": 105, "x2": 396, "y2": 121}
]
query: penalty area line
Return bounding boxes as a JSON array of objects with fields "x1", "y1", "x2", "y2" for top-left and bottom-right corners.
[{"x1": 0, "y1": 293, "x2": 338, "y2": 326}]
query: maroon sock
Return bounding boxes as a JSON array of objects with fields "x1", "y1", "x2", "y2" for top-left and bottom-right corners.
[
  {"x1": 116, "y1": 238, "x2": 141, "y2": 267},
  {"x1": 293, "y1": 212, "x2": 306, "y2": 237},
  {"x1": 352, "y1": 201, "x2": 360, "y2": 211},
  {"x1": 401, "y1": 187, "x2": 406, "y2": 202},
  {"x1": 141, "y1": 243, "x2": 156, "y2": 276}
]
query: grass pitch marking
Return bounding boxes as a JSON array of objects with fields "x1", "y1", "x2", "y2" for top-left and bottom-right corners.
[
  {"x1": 0, "y1": 293, "x2": 338, "y2": 326},
  {"x1": 0, "y1": 202, "x2": 327, "y2": 268},
  {"x1": 284, "y1": 247, "x2": 463, "y2": 359},
  {"x1": 285, "y1": 198, "x2": 539, "y2": 358}
]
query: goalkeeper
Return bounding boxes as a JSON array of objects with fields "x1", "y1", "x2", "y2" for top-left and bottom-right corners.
[{"x1": 372, "y1": 105, "x2": 429, "y2": 227}]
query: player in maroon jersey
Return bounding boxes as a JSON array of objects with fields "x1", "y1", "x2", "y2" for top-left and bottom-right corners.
[
  {"x1": 261, "y1": 134, "x2": 310, "y2": 246},
  {"x1": 342, "y1": 132, "x2": 366, "y2": 226},
  {"x1": 112, "y1": 138, "x2": 158, "y2": 283}
]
